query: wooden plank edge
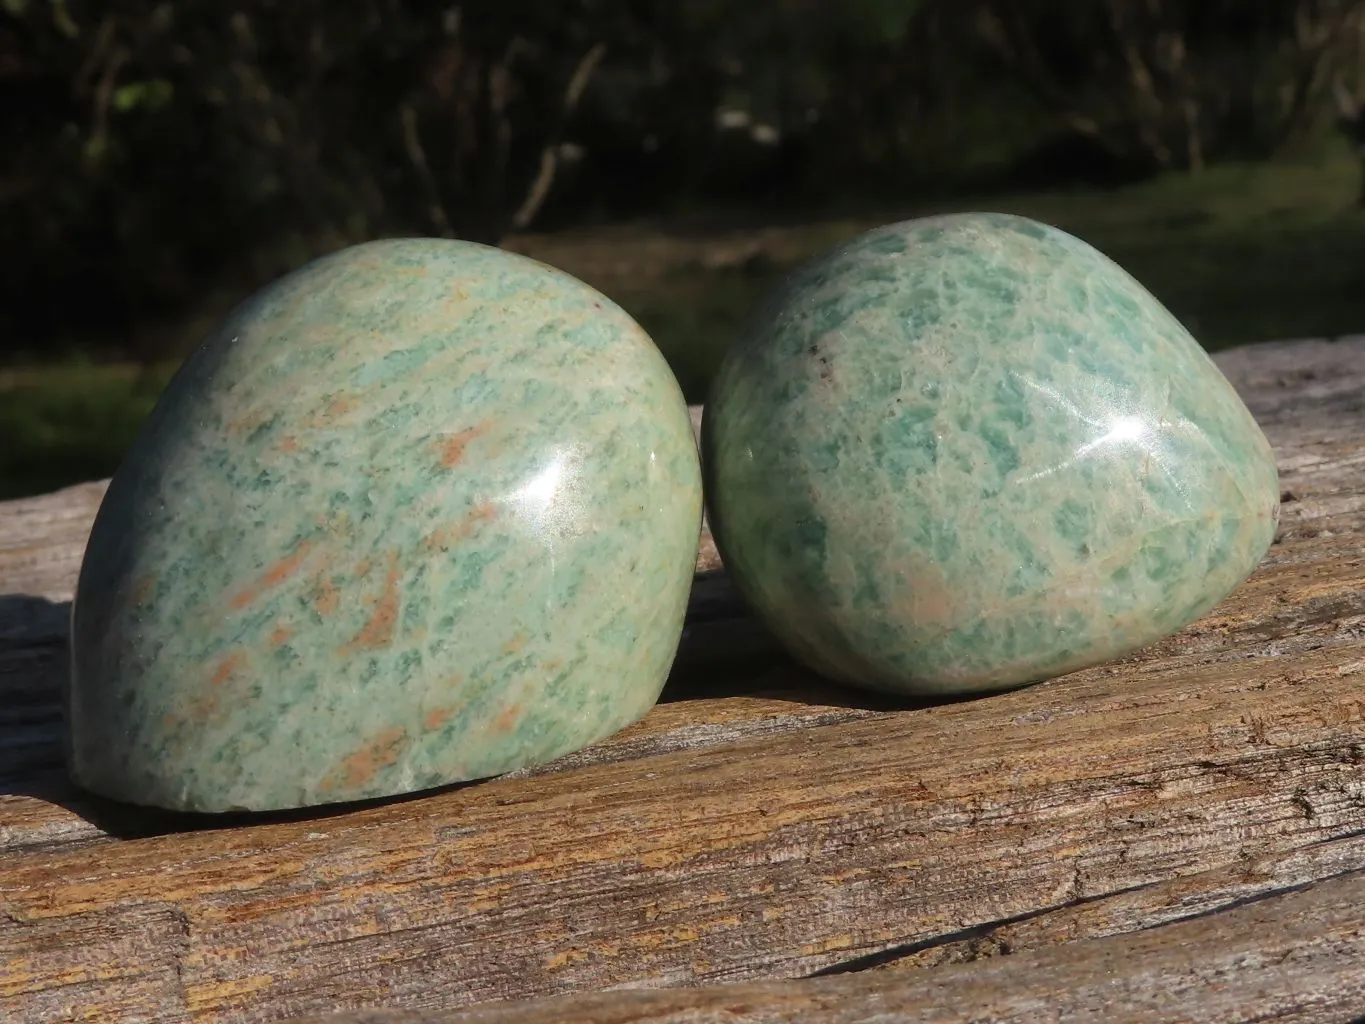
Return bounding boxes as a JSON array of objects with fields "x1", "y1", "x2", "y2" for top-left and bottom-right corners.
[
  {"x1": 288, "y1": 868, "x2": 1365, "y2": 1023},
  {"x1": 5, "y1": 645, "x2": 1364, "y2": 1020}
]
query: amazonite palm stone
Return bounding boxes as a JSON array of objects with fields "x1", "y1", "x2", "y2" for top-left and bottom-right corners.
[
  {"x1": 70, "y1": 238, "x2": 703, "y2": 812},
  {"x1": 703, "y1": 213, "x2": 1279, "y2": 696}
]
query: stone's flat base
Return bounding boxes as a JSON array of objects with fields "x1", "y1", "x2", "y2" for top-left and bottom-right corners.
[
  {"x1": 703, "y1": 212, "x2": 1279, "y2": 694},
  {"x1": 68, "y1": 238, "x2": 702, "y2": 812}
]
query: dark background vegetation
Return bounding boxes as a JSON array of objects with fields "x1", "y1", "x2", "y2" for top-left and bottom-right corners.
[{"x1": 4, "y1": 0, "x2": 1365, "y2": 497}]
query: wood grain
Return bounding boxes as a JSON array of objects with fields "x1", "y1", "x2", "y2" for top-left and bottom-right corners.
[
  {"x1": 0, "y1": 480, "x2": 107, "y2": 603},
  {"x1": 291, "y1": 869, "x2": 1365, "y2": 1023},
  {"x1": 2, "y1": 337, "x2": 1365, "y2": 1023}
]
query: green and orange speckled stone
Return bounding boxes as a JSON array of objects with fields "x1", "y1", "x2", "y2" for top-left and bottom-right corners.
[
  {"x1": 703, "y1": 213, "x2": 1279, "y2": 696},
  {"x1": 69, "y1": 238, "x2": 702, "y2": 812}
]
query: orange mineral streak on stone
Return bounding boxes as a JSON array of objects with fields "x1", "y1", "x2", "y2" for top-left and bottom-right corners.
[
  {"x1": 169, "y1": 650, "x2": 250, "y2": 729},
  {"x1": 419, "y1": 674, "x2": 470, "y2": 733},
  {"x1": 225, "y1": 411, "x2": 263, "y2": 437},
  {"x1": 301, "y1": 394, "x2": 359, "y2": 431},
  {"x1": 324, "y1": 395, "x2": 356, "y2": 420},
  {"x1": 321, "y1": 726, "x2": 409, "y2": 792},
  {"x1": 422, "y1": 500, "x2": 498, "y2": 552},
  {"x1": 468, "y1": 499, "x2": 499, "y2": 526},
  {"x1": 269, "y1": 623, "x2": 295, "y2": 648},
  {"x1": 312, "y1": 575, "x2": 340, "y2": 617},
  {"x1": 423, "y1": 705, "x2": 456, "y2": 731},
  {"x1": 210, "y1": 651, "x2": 248, "y2": 688},
  {"x1": 278, "y1": 434, "x2": 301, "y2": 453},
  {"x1": 340, "y1": 553, "x2": 403, "y2": 654},
  {"x1": 130, "y1": 575, "x2": 156, "y2": 606},
  {"x1": 228, "y1": 541, "x2": 314, "y2": 611},
  {"x1": 489, "y1": 703, "x2": 524, "y2": 735},
  {"x1": 436, "y1": 421, "x2": 493, "y2": 469}
]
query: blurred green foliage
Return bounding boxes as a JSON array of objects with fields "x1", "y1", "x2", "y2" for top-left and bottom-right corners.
[
  {"x1": 0, "y1": 362, "x2": 173, "y2": 499},
  {"x1": 4, "y1": 0, "x2": 1365, "y2": 498},
  {"x1": 7, "y1": 148, "x2": 1365, "y2": 499},
  {"x1": 4, "y1": 0, "x2": 1364, "y2": 362}
]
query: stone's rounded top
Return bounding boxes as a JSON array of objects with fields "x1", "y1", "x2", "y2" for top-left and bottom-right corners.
[
  {"x1": 704, "y1": 212, "x2": 1279, "y2": 696},
  {"x1": 69, "y1": 237, "x2": 702, "y2": 812}
]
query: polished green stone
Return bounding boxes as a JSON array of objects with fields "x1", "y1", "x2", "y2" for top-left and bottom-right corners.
[
  {"x1": 703, "y1": 213, "x2": 1279, "y2": 696},
  {"x1": 70, "y1": 238, "x2": 702, "y2": 812}
]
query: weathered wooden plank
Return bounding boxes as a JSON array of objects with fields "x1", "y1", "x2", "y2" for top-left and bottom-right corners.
[
  {"x1": 0, "y1": 480, "x2": 107, "y2": 603},
  {"x1": 1, "y1": 337, "x2": 1364, "y2": 1024},
  {"x1": 289, "y1": 870, "x2": 1365, "y2": 1023},
  {"x1": 869, "y1": 826, "x2": 1365, "y2": 974},
  {"x1": 1, "y1": 904, "x2": 193, "y2": 1024},
  {"x1": 3, "y1": 618, "x2": 1365, "y2": 1019}
]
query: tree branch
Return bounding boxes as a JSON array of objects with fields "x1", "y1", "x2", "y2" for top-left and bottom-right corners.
[{"x1": 510, "y1": 41, "x2": 606, "y2": 232}]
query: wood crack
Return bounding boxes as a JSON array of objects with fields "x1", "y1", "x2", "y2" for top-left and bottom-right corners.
[
  {"x1": 1137, "y1": 866, "x2": 1365, "y2": 931},
  {"x1": 804, "y1": 876, "x2": 1158, "y2": 977}
]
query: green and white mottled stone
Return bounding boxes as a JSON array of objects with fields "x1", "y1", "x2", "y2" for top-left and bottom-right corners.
[
  {"x1": 70, "y1": 238, "x2": 702, "y2": 812},
  {"x1": 703, "y1": 213, "x2": 1279, "y2": 696}
]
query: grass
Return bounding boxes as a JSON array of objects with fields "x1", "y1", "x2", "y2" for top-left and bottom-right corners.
[
  {"x1": 0, "y1": 361, "x2": 176, "y2": 500},
  {"x1": 4, "y1": 148, "x2": 1365, "y2": 500}
]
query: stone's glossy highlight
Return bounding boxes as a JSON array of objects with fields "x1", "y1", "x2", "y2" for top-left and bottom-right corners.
[
  {"x1": 703, "y1": 213, "x2": 1279, "y2": 696},
  {"x1": 70, "y1": 238, "x2": 703, "y2": 812}
]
